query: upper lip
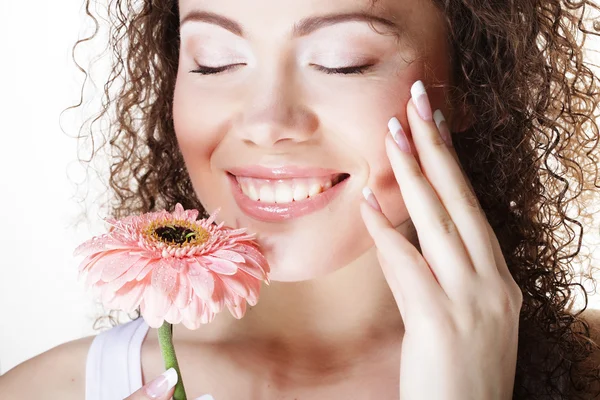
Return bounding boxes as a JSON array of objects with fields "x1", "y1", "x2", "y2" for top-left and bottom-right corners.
[{"x1": 227, "y1": 165, "x2": 346, "y2": 179}]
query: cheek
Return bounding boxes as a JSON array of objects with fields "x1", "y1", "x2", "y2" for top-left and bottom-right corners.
[
  {"x1": 351, "y1": 74, "x2": 422, "y2": 229},
  {"x1": 362, "y1": 142, "x2": 411, "y2": 230},
  {"x1": 172, "y1": 76, "x2": 228, "y2": 166},
  {"x1": 172, "y1": 78, "x2": 223, "y2": 205},
  {"x1": 376, "y1": 165, "x2": 410, "y2": 228}
]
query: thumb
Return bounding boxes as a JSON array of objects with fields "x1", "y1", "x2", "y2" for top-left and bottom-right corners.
[{"x1": 125, "y1": 368, "x2": 177, "y2": 399}]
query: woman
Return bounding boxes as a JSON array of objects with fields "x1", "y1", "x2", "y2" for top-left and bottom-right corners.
[{"x1": 2, "y1": 0, "x2": 600, "y2": 398}]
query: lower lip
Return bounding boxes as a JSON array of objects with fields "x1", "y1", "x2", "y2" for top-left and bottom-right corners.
[{"x1": 228, "y1": 173, "x2": 350, "y2": 222}]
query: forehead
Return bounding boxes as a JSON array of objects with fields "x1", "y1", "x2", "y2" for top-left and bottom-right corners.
[
  {"x1": 177, "y1": 0, "x2": 420, "y2": 39},
  {"x1": 176, "y1": 0, "x2": 451, "y2": 84}
]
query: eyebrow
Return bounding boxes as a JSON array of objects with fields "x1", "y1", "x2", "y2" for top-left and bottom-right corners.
[{"x1": 179, "y1": 10, "x2": 403, "y2": 38}]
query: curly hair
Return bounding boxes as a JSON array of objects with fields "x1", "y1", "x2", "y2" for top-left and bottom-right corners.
[{"x1": 65, "y1": 0, "x2": 600, "y2": 398}]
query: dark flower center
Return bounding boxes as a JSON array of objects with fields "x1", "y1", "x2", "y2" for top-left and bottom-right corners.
[{"x1": 154, "y1": 224, "x2": 197, "y2": 245}]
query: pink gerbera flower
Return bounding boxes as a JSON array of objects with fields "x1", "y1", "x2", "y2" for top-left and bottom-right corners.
[{"x1": 74, "y1": 203, "x2": 270, "y2": 329}]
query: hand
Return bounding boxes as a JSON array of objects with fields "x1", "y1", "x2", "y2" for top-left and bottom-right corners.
[
  {"x1": 124, "y1": 367, "x2": 214, "y2": 400},
  {"x1": 359, "y1": 80, "x2": 523, "y2": 400}
]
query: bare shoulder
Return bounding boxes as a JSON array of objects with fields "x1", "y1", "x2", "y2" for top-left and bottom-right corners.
[{"x1": 0, "y1": 334, "x2": 96, "y2": 400}]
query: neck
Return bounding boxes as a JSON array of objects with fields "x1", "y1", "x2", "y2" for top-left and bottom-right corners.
[{"x1": 173, "y1": 219, "x2": 419, "y2": 364}]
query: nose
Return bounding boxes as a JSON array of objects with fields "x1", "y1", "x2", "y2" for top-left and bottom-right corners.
[{"x1": 232, "y1": 67, "x2": 317, "y2": 149}]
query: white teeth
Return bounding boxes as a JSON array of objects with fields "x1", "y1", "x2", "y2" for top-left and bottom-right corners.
[
  {"x1": 308, "y1": 182, "x2": 322, "y2": 197},
  {"x1": 235, "y1": 175, "x2": 340, "y2": 204},
  {"x1": 275, "y1": 183, "x2": 294, "y2": 203},
  {"x1": 293, "y1": 184, "x2": 309, "y2": 201},
  {"x1": 247, "y1": 184, "x2": 259, "y2": 201},
  {"x1": 259, "y1": 186, "x2": 275, "y2": 203},
  {"x1": 239, "y1": 179, "x2": 259, "y2": 201}
]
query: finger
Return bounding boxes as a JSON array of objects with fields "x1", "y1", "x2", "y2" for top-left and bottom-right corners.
[
  {"x1": 125, "y1": 368, "x2": 177, "y2": 400},
  {"x1": 438, "y1": 117, "x2": 517, "y2": 289},
  {"x1": 385, "y1": 125, "x2": 476, "y2": 301},
  {"x1": 406, "y1": 81, "x2": 499, "y2": 281},
  {"x1": 194, "y1": 395, "x2": 216, "y2": 400},
  {"x1": 360, "y1": 194, "x2": 449, "y2": 323},
  {"x1": 485, "y1": 220, "x2": 521, "y2": 300}
]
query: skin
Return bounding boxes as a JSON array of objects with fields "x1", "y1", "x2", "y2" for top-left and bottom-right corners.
[
  {"x1": 173, "y1": 0, "x2": 443, "y2": 338},
  {"x1": 167, "y1": 0, "x2": 482, "y2": 398},
  {"x1": 0, "y1": 0, "x2": 538, "y2": 398}
]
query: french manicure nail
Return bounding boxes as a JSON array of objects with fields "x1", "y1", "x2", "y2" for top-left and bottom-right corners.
[
  {"x1": 433, "y1": 109, "x2": 452, "y2": 147},
  {"x1": 410, "y1": 80, "x2": 433, "y2": 121},
  {"x1": 362, "y1": 186, "x2": 382, "y2": 212},
  {"x1": 194, "y1": 395, "x2": 216, "y2": 400},
  {"x1": 145, "y1": 368, "x2": 178, "y2": 398},
  {"x1": 387, "y1": 117, "x2": 411, "y2": 153}
]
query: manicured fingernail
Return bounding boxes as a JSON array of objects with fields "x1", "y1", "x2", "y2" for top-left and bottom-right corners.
[
  {"x1": 145, "y1": 368, "x2": 178, "y2": 398},
  {"x1": 194, "y1": 395, "x2": 216, "y2": 400},
  {"x1": 433, "y1": 109, "x2": 453, "y2": 147},
  {"x1": 362, "y1": 186, "x2": 382, "y2": 212},
  {"x1": 410, "y1": 80, "x2": 433, "y2": 121},
  {"x1": 388, "y1": 117, "x2": 411, "y2": 153}
]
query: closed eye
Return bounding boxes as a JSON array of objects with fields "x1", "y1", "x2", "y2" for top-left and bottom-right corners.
[
  {"x1": 189, "y1": 63, "x2": 374, "y2": 75},
  {"x1": 310, "y1": 64, "x2": 374, "y2": 75}
]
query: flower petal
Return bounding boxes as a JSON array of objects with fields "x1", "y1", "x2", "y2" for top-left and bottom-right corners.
[
  {"x1": 245, "y1": 279, "x2": 261, "y2": 306},
  {"x1": 227, "y1": 300, "x2": 247, "y2": 319},
  {"x1": 238, "y1": 256, "x2": 268, "y2": 281},
  {"x1": 219, "y1": 273, "x2": 251, "y2": 299},
  {"x1": 185, "y1": 208, "x2": 199, "y2": 221},
  {"x1": 113, "y1": 280, "x2": 147, "y2": 313},
  {"x1": 86, "y1": 259, "x2": 108, "y2": 287},
  {"x1": 164, "y1": 304, "x2": 183, "y2": 324},
  {"x1": 73, "y1": 234, "x2": 123, "y2": 257},
  {"x1": 150, "y1": 260, "x2": 177, "y2": 294},
  {"x1": 210, "y1": 249, "x2": 246, "y2": 263},
  {"x1": 181, "y1": 296, "x2": 201, "y2": 330},
  {"x1": 173, "y1": 203, "x2": 185, "y2": 218},
  {"x1": 203, "y1": 255, "x2": 238, "y2": 275},
  {"x1": 99, "y1": 251, "x2": 144, "y2": 282},
  {"x1": 236, "y1": 243, "x2": 267, "y2": 260},
  {"x1": 136, "y1": 259, "x2": 157, "y2": 281},
  {"x1": 208, "y1": 278, "x2": 226, "y2": 313},
  {"x1": 200, "y1": 302, "x2": 216, "y2": 324},
  {"x1": 173, "y1": 273, "x2": 192, "y2": 309},
  {"x1": 78, "y1": 252, "x2": 103, "y2": 272},
  {"x1": 143, "y1": 283, "x2": 171, "y2": 317},
  {"x1": 188, "y1": 260, "x2": 215, "y2": 301},
  {"x1": 204, "y1": 207, "x2": 221, "y2": 226},
  {"x1": 140, "y1": 309, "x2": 165, "y2": 329},
  {"x1": 104, "y1": 270, "x2": 133, "y2": 292},
  {"x1": 119, "y1": 257, "x2": 150, "y2": 281},
  {"x1": 236, "y1": 244, "x2": 269, "y2": 278}
]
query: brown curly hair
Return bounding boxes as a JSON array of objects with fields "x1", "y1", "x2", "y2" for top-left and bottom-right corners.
[{"x1": 64, "y1": 0, "x2": 600, "y2": 398}]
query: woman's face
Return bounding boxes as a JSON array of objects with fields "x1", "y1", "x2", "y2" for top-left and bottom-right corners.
[{"x1": 173, "y1": 0, "x2": 452, "y2": 281}]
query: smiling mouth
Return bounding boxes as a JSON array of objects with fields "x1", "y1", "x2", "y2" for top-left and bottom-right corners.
[{"x1": 228, "y1": 172, "x2": 351, "y2": 204}]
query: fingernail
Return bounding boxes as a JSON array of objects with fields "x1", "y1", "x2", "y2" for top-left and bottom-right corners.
[
  {"x1": 388, "y1": 117, "x2": 411, "y2": 153},
  {"x1": 433, "y1": 109, "x2": 452, "y2": 147},
  {"x1": 410, "y1": 80, "x2": 433, "y2": 121},
  {"x1": 145, "y1": 368, "x2": 178, "y2": 398},
  {"x1": 362, "y1": 186, "x2": 382, "y2": 212},
  {"x1": 194, "y1": 395, "x2": 216, "y2": 400}
]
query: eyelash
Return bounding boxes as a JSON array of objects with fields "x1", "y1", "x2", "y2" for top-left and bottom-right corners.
[{"x1": 189, "y1": 63, "x2": 374, "y2": 75}]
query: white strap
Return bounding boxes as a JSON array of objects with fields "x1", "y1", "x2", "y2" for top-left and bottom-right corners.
[{"x1": 85, "y1": 317, "x2": 149, "y2": 400}]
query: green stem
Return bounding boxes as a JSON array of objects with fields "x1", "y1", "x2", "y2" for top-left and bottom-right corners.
[{"x1": 157, "y1": 322, "x2": 187, "y2": 400}]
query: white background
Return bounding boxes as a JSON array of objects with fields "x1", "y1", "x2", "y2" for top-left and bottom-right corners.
[{"x1": 1, "y1": 1, "x2": 599, "y2": 375}]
